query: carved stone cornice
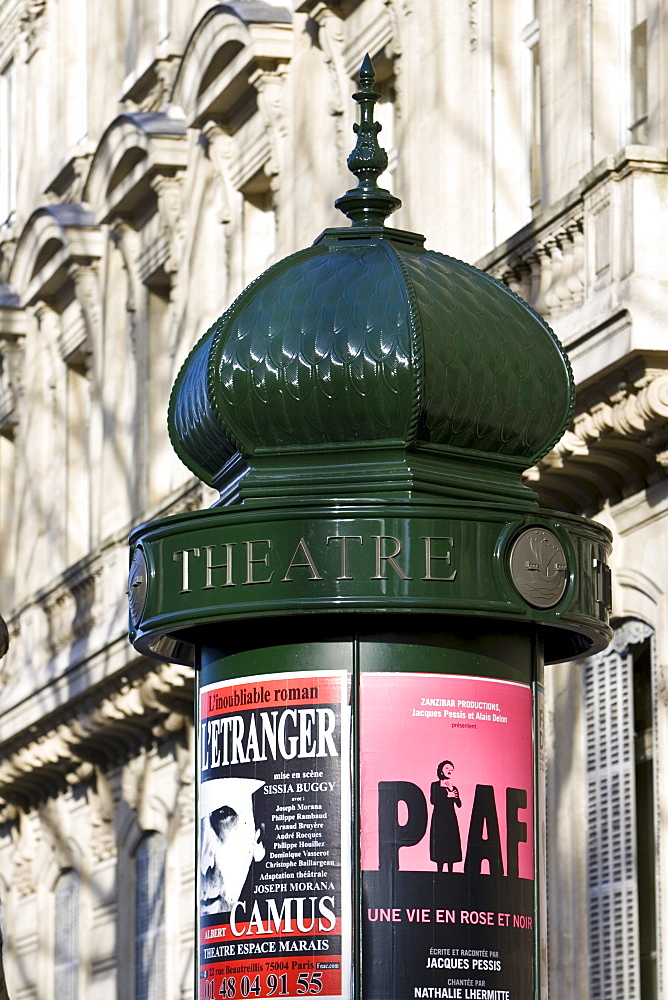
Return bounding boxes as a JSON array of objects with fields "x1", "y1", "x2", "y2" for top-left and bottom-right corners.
[
  {"x1": 0, "y1": 658, "x2": 194, "y2": 811},
  {"x1": 526, "y1": 364, "x2": 668, "y2": 514}
]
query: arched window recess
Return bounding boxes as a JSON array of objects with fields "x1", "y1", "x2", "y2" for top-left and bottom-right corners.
[
  {"x1": 9, "y1": 205, "x2": 103, "y2": 367},
  {"x1": 84, "y1": 113, "x2": 188, "y2": 288},
  {"x1": 172, "y1": 3, "x2": 292, "y2": 135}
]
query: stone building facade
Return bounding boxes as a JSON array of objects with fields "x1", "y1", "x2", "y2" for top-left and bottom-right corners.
[{"x1": 0, "y1": 1, "x2": 666, "y2": 998}]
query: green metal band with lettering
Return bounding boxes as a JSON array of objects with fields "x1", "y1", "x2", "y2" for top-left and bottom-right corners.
[{"x1": 128, "y1": 503, "x2": 611, "y2": 666}]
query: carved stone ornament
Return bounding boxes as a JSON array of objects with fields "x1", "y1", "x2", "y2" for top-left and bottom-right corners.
[
  {"x1": 509, "y1": 527, "x2": 568, "y2": 609},
  {"x1": 11, "y1": 812, "x2": 41, "y2": 897},
  {"x1": 526, "y1": 366, "x2": 668, "y2": 513},
  {"x1": 88, "y1": 768, "x2": 118, "y2": 862},
  {"x1": 19, "y1": 0, "x2": 47, "y2": 59},
  {"x1": 611, "y1": 619, "x2": 653, "y2": 653}
]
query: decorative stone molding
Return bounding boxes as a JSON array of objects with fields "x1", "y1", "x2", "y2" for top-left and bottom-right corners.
[
  {"x1": 38, "y1": 797, "x2": 77, "y2": 872},
  {"x1": 300, "y1": 1, "x2": 400, "y2": 170},
  {"x1": 0, "y1": 233, "x2": 17, "y2": 285},
  {"x1": 468, "y1": 0, "x2": 479, "y2": 50},
  {"x1": 169, "y1": 481, "x2": 206, "y2": 515},
  {"x1": 249, "y1": 65, "x2": 289, "y2": 198},
  {"x1": 309, "y1": 3, "x2": 348, "y2": 158},
  {"x1": 0, "y1": 290, "x2": 25, "y2": 438},
  {"x1": 10, "y1": 812, "x2": 41, "y2": 897},
  {"x1": 33, "y1": 302, "x2": 60, "y2": 386},
  {"x1": 0, "y1": 659, "x2": 194, "y2": 808},
  {"x1": 56, "y1": 305, "x2": 87, "y2": 368},
  {"x1": 109, "y1": 222, "x2": 141, "y2": 316},
  {"x1": 42, "y1": 583, "x2": 75, "y2": 658},
  {"x1": 45, "y1": 152, "x2": 94, "y2": 205},
  {"x1": 0, "y1": 479, "x2": 206, "y2": 700},
  {"x1": 18, "y1": 0, "x2": 46, "y2": 60},
  {"x1": 68, "y1": 562, "x2": 104, "y2": 641},
  {"x1": 147, "y1": 174, "x2": 185, "y2": 278},
  {"x1": 480, "y1": 148, "x2": 668, "y2": 336},
  {"x1": 525, "y1": 365, "x2": 668, "y2": 513},
  {"x1": 87, "y1": 768, "x2": 118, "y2": 863},
  {"x1": 176, "y1": 724, "x2": 195, "y2": 825},
  {"x1": 120, "y1": 752, "x2": 147, "y2": 814},
  {"x1": 5, "y1": 554, "x2": 107, "y2": 685},
  {"x1": 611, "y1": 619, "x2": 654, "y2": 653},
  {"x1": 489, "y1": 212, "x2": 585, "y2": 320},
  {"x1": 122, "y1": 54, "x2": 181, "y2": 114},
  {"x1": 177, "y1": 776, "x2": 195, "y2": 825},
  {"x1": 201, "y1": 121, "x2": 237, "y2": 227},
  {"x1": 66, "y1": 262, "x2": 103, "y2": 361}
]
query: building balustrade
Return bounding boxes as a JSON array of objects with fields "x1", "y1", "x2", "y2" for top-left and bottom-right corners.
[{"x1": 479, "y1": 147, "x2": 668, "y2": 337}]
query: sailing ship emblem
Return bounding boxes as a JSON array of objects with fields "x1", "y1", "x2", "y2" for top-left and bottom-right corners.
[{"x1": 509, "y1": 528, "x2": 568, "y2": 609}]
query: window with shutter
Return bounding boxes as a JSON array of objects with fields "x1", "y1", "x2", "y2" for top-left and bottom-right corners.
[
  {"x1": 135, "y1": 832, "x2": 167, "y2": 1000},
  {"x1": 585, "y1": 620, "x2": 656, "y2": 1000},
  {"x1": 54, "y1": 869, "x2": 80, "y2": 1000}
]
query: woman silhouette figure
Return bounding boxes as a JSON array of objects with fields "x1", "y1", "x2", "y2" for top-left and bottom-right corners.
[{"x1": 430, "y1": 760, "x2": 462, "y2": 872}]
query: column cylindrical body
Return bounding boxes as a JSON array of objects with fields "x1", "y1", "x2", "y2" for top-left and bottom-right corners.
[{"x1": 195, "y1": 618, "x2": 543, "y2": 1000}]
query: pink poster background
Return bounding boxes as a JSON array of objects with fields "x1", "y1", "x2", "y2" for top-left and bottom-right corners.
[{"x1": 360, "y1": 672, "x2": 534, "y2": 879}]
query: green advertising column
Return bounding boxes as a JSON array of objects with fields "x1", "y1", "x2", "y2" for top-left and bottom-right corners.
[{"x1": 128, "y1": 58, "x2": 611, "y2": 1000}]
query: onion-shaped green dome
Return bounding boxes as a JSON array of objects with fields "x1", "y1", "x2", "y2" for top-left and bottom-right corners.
[{"x1": 168, "y1": 56, "x2": 574, "y2": 507}]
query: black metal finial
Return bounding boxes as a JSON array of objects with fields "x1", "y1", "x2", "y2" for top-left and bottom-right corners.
[{"x1": 334, "y1": 54, "x2": 401, "y2": 228}]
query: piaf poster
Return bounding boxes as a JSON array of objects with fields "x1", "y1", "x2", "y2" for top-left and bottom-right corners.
[
  {"x1": 198, "y1": 671, "x2": 351, "y2": 1000},
  {"x1": 360, "y1": 672, "x2": 536, "y2": 1000}
]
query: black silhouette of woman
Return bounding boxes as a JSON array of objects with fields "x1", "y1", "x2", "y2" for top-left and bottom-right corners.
[{"x1": 430, "y1": 760, "x2": 462, "y2": 873}]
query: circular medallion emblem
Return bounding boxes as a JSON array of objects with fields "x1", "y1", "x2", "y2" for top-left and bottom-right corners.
[
  {"x1": 509, "y1": 527, "x2": 568, "y2": 609},
  {"x1": 127, "y1": 547, "x2": 148, "y2": 626}
]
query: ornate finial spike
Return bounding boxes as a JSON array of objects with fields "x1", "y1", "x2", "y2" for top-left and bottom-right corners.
[
  {"x1": 334, "y1": 54, "x2": 402, "y2": 228},
  {"x1": 359, "y1": 52, "x2": 374, "y2": 84}
]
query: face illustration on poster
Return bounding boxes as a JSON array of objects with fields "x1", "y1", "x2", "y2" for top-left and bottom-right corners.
[{"x1": 199, "y1": 777, "x2": 267, "y2": 914}]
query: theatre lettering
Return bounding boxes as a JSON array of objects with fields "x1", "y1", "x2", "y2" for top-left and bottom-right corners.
[{"x1": 174, "y1": 533, "x2": 457, "y2": 592}]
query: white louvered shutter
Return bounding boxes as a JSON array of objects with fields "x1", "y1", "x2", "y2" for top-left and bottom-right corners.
[
  {"x1": 54, "y1": 869, "x2": 80, "y2": 1000},
  {"x1": 135, "y1": 833, "x2": 166, "y2": 1000},
  {"x1": 586, "y1": 645, "x2": 639, "y2": 1000}
]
